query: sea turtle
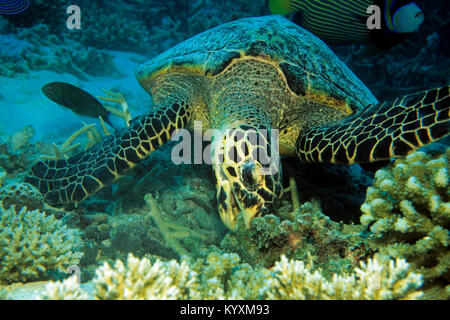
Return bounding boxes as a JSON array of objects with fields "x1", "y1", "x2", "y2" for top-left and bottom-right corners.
[{"x1": 25, "y1": 16, "x2": 449, "y2": 230}]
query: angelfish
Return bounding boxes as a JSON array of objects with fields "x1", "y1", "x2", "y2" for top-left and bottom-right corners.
[{"x1": 269, "y1": 0, "x2": 424, "y2": 49}]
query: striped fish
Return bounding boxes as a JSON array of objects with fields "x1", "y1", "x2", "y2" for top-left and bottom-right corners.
[{"x1": 269, "y1": 0, "x2": 424, "y2": 48}]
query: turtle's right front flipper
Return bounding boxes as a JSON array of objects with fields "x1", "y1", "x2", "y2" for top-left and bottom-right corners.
[{"x1": 25, "y1": 101, "x2": 191, "y2": 206}]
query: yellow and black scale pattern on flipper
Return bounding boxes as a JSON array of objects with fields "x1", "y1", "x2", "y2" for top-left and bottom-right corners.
[
  {"x1": 25, "y1": 101, "x2": 191, "y2": 206},
  {"x1": 296, "y1": 86, "x2": 450, "y2": 164}
]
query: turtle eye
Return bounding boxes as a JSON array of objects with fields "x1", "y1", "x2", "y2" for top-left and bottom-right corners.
[{"x1": 241, "y1": 162, "x2": 258, "y2": 188}]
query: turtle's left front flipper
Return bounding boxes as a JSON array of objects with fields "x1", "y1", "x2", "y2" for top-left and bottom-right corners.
[
  {"x1": 25, "y1": 100, "x2": 191, "y2": 206},
  {"x1": 296, "y1": 86, "x2": 449, "y2": 164}
]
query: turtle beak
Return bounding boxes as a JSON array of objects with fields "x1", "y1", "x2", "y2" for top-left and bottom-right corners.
[
  {"x1": 211, "y1": 127, "x2": 282, "y2": 229},
  {"x1": 214, "y1": 159, "x2": 282, "y2": 230},
  {"x1": 215, "y1": 178, "x2": 241, "y2": 230}
]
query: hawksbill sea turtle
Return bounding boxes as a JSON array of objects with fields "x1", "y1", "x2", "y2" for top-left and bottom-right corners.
[{"x1": 25, "y1": 16, "x2": 449, "y2": 230}]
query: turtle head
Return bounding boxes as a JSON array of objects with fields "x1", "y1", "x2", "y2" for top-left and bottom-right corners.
[{"x1": 211, "y1": 126, "x2": 282, "y2": 229}]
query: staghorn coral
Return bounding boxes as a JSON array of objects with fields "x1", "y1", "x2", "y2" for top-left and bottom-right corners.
[
  {"x1": 41, "y1": 251, "x2": 422, "y2": 300},
  {"x1": 0, "y1": 203, "x2": 84, "y2": 284},
  {"x1": 360, "y1": 149, "x2": 449, "y2": 299}
]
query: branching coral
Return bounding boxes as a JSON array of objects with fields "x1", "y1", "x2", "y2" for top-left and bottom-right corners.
[
  {"x1": 0, "y1": 203, "x2": 84, "y2": 284},
  {"x1": 40, "y1": 275, "x2": 89, "y2": 300},
  {"x1": 41, "y1": 251, "x2": 422, "y2": 300},
  {"x1": 187, "y1": 250, "x2": 270, "y2": 299},
  {"x1": 93, "y1": 254, "x2": 196, "y2": 300},
  {"x1": 267, "y1": 255, "x2": 423, "y2": 300},
  {"x1": 360, "y1": 149, "x2": 449, "y2": 299}
]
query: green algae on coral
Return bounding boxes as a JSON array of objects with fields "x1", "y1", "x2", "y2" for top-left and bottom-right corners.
[{"x1": 361, "y1": 149, "x2": 450, "y2": 299}]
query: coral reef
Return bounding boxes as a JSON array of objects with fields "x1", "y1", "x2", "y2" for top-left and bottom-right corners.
[
  {"x1": 40, "y1": 275, "x2": 89, "y2": 300},
  {"x1": 0, "y1": 182, "x2": 44, "y2": 212},
  {"x1": 66, "y1": 5, "x2": 152, "y2": 54},
  {"x1": 8, "y1": 125, "x2": 34, "y2": 152},
  {"x1": 221, "y1": 199, "x2": 370, "y2": 277},
  {"x1": 41, "y1": 251, "x2": 423, "y2": 300},
  {"x1": 142, "y1": 192, "x2": 225, "y2": 257},
  {"x1": 0, "y1": 0, "x2": 446, "y2": 302},
  {"x1": 137, "y1": 0, "x2": 268, "y2": 54},
  {"x1": 93, "y1": 254, "x2": 196, "y2": 299},
  {"x1": 0, "y1": 125, "x2": 39, "y2": 181},
  {"x1": 98, "y1": 143, "x2": 227, "y2": 259},
  {"x1": 361, "y1": 149, "x2": 449, "y2": 299},
  {"x1": 267, "y1": 255, "x2": 423, "y2": 300},
  {"x1": 46, "y1": 146, "x2": 227, "y2": 281},
  {"x1": 0, "y1": 24, "x2": 120, "y2": 79},
  {"x1": 0, "y1": 203, "x2": 84, "y2": 284},
  {"x1": 186, "y1": 250, "x2": 270, "y2": 299}
]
